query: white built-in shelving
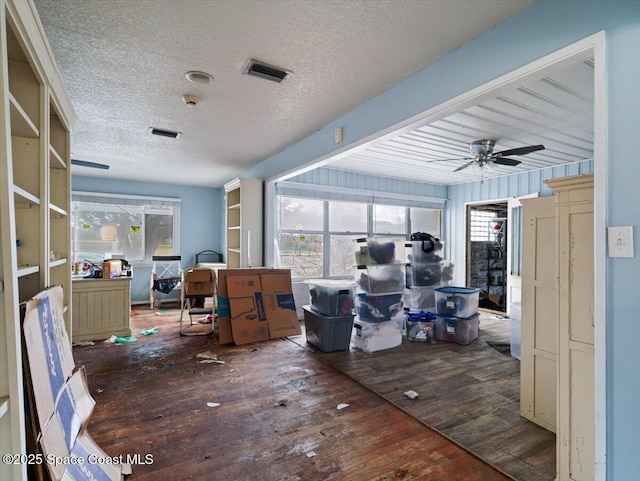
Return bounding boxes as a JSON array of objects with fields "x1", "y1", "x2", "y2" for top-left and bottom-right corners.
[
  {"x1": 0, "y1": 1, "x2": 75, "y2": 479},
  {"x1": 224, "y1": 178, "x2": 263, "y2": 268}
]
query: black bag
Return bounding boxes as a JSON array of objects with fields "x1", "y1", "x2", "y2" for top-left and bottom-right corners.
[{"x1": 410, "y1": 232, "x2": 443, "y2": 261}]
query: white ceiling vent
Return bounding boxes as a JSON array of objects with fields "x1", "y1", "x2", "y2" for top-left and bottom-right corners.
[
  {"x1": 149, "y1": 127, "x2": 182, "y2": 139},
  {"x1": 242, "y1": 59, "x2": 292, "y2": 83}
]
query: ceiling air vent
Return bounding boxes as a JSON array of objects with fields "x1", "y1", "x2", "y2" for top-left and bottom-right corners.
[
  {"x1": 149, "y1": 127, "x2": 182, "y2": 139},
  {"x1": 242, "y1": 59, "x2": 292, "y2": 83}
]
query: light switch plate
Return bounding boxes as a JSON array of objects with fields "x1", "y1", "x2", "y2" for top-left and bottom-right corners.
[{"x1": 608, "y1": 225, "x2": 634, "y2": 258}]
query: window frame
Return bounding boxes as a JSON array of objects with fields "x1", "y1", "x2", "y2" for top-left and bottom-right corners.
[
  {"x1": 276, "y1": 194, "x2": 443, "y2": 280},
  {"x1": 71, "y1": 191, "x2": 181, "y2": 267}
]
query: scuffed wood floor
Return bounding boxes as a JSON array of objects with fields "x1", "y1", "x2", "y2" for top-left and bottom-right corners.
[
  {"x1": 305, "y1": 314, "x2": 556, "y2": 481},
  {"x1": 73, "y1": 306, "x2": 512, "y2": 480}
]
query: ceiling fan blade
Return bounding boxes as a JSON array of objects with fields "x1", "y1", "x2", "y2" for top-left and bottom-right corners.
[
  {"x1": 493, "y1": 144, "x2": 545, "y2": 158},
  {"x1": 492, "y1": 157, "x2": 521, "y2": 167},
  {"x1": 453, "y1": 160, "x2": 476, "y2": 172},
  {"x1": 71, "y1": 159, "x2": 110, "y2": 170}
]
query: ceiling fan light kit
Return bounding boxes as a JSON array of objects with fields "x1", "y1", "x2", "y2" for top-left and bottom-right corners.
[{"x1": 429, "y1": 139, "x2": 545, "y2": 174}]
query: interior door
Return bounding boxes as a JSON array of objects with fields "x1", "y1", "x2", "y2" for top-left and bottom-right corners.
[
  {"x1": 506, "y1": 193, "x2": 539, "y2": 309},
  {"x1": 520, "y1": 195, "x2": 557, "y2": 432}
]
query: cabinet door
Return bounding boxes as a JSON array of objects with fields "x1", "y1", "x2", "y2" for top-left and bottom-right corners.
[
  {"x1": 558, "y1": 199, "x2": 594, "y2": 481},
  {"x1": 520, "y1": 195, "x2": 557, "y2": 432}
]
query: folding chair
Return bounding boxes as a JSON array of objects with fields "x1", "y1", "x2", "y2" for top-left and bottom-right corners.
[
  {"x1": 150, "y1": 255, "x2": 183, "y2": 308},
  {"x1": 179, "y1": 268, "x2": 216, "y2": 336}
]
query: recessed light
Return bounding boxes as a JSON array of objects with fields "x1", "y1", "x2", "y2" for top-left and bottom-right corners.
[{"x1": 185, "y1": 70, "x2": 213, "y2": 84}]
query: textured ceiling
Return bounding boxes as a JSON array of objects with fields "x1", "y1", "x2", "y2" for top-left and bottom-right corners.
[{"x1": 33, "y1": 0, "x2": 534, "y2": 187}]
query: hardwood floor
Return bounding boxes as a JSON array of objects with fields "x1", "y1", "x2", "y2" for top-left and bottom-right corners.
[
  {"x1": 303, "y1": 313, "x2": 556, "y2": 481},
  {"x1": 73, "y1": 306, "x2": 512, "y2": 480}
]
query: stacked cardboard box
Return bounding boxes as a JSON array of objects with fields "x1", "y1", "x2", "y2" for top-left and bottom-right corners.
[
  {"x1": 217, "y1": 268, "x2": 301, "y2": 345},
  {"x1": 22, "y1": 286, "x2": 128, "y2": 480}
]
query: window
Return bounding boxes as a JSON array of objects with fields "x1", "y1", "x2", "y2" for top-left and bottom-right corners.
[
  {"x1": 276, "y1": 194, "x2": 442, "y2": 279},
  {"x1": 72, "y1": 192, "x2": 180, "y2": 264},
  {"x1": 469, "y1": 210, "x2": 498, "y2": 241}
]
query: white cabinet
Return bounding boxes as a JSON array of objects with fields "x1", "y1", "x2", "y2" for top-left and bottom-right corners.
[
  {"x1": 520, "y1": 195, "x2": 558, "y2": 432},
  {"x1": 224, "y1": 178, "x2": 263, "y2": 268},
  {"x1": 546, "y1": 173, "x2": 594, "y2": 481},
  {"x1": 0, "y1": 1, "x2": 75, "y2": 479}
]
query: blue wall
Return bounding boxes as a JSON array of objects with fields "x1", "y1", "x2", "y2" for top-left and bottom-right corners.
[
  {"x1": 72, "y1": 176, "x2": 223, "y2": 302},
  {"x1": 242, "y1": 2, "x2": 640, "y2": 478}
]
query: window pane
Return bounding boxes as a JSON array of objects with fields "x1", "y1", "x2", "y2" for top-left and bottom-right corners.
[
  {"x1": 329, "y1": 201, "x2": 367, "y2": 232},
  {"x1": 374, "y1": 205, "x2": 405, "y2": 234},
  {"x1": 278, "y1": 197, "x2": 323, "y2": 231},
  {"x1": 410, "y1": 208, "x2": 441, "y2": 237},
  {"x1": 145, "y1": 208, "x2": 174, "y2": 261},
  {"x1": 470, "y1": 210, "x2": 498, "y2": 241},
  {"x1": 329, "y1": 234, "x2": 360, "y2": 276},
  {"x1": 73, "y1": 202, "x2": 144, "y2": 262},
  {"x1": 277, "y1": 232, "x2": 323, "y2": 278}
]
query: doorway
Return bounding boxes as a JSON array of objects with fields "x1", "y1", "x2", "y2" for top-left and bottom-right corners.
[{"x1": 466, "y1": 202, "x2": 508, "y2": 312}]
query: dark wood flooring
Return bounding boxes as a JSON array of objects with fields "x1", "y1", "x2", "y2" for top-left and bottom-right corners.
[
  {"x1": 73, "y1": 306, "x2": 514, "y2": 481},
  {"x1": 299, "y1": 313, "x2": 556, "y2": 481}
]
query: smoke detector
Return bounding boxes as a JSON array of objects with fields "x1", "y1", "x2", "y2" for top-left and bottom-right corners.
[{"x1": 182, "y1": 94, "x2": 201, "y2": 107}]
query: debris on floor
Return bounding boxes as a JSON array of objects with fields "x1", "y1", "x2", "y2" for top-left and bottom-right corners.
[
  {"x1": 198, "y1": 359, "x2": 225, "y2": 364},
  {"x1": 72, "y1": 341, "x2": 95, "y2": 347},
  {"x1": 197, "y1": 350, "x2": 218, "y2": 360},
  {"x1": 404, "y1": 390, "x2": 419, "y2": 400},
  {"x1": 198, "y1": 314, "x2": 213, "y2": 324},
  {"x1": 306, "y1": 451, "x2": 316, "y2": 458},
  {"x1": 104, "y1": 335, "x2": 138, "y2": 344},
  {"x1": 154, "y1": 310, "x2": 172, "y2": 316},
  {"x1": 337, "y1": 403, "x2": 349, "y2": 410},
  {"x1": 206, "y1": 402, "x2": 220, "y2": 408},
  {"x1": 274, "y1": 398, "x2": 288, "y2": 407},
  {"x1": 139, "y1": 327, "x2": 158, "y2": 335}
]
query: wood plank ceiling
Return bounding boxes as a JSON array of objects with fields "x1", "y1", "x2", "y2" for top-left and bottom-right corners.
[{"x1": 327, "y1": 59, "x2": 594, "y2": 186}]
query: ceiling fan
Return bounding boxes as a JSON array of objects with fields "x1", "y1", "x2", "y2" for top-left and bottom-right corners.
[
  {"x1": 71, "y1": 159, "x2": 110, "y2": 170},
  {"x1": 427, "y1": 139, "x2": 545, "y2": 172}
]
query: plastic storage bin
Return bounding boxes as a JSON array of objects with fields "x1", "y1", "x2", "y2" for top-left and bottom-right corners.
[
  {"x1": 509, "y1": 302, "x2": 522, "y2": 360},
  {"x1": 434, "y1": 286, "x2": 480, "y2": 318},
  {"x1": 305, "y1": 279, "x2": 355, "y2": 316},
  {"x1": 405, "y1": 239, "x2": 445, "y2": 263},
  {"x1": 354, "y1": 263, "x2": 405, "y2": 293},
  {"x1": 355, "y1": 291, "x2": 404, "y2": 322},
  {"x1": 303, "y1": 305, "x2": 355, "y2": 352},
  {"x1": 354, "y1": 237, "x2": 405, "y2": 265},
  {"x1": 405, "y1": 311, "x2": 436, "y2": 343},
  {"x1": 352, "y1": 317, "x2": 403, "y2": 353},
  {"x1": 435, "y1": 314, "x2": 479, "y2": 345},
  {"x1": 404, "y1": 286, "x2": 436, "y2": 310}
]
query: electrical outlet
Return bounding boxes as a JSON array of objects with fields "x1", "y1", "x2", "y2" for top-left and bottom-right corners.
[{"x1": 608, "y1": 225, "x2": 634, "y2": 258}]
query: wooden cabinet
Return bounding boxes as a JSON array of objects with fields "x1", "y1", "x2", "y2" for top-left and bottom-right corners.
[
  {"x1": 546, "y1": 173, "x2": 594, "y2": 481},
  {"x1": 0, "y1": 1, "x2": 75, "y2": 478},
  {"x1": 224, "y1": 178, "x2": 263, "y2": 268},
  {"x1": 520, "y1": 195, "x2": 558, "y2": 433},
  {"x1": 521, "y1": 174, "x2": 595, "y2": 480},
  {"x1": 72, "y1": 277, "x2": 132, "y2": 342}
]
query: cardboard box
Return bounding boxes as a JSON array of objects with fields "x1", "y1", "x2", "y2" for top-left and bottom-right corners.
[
  {"x1": 184, "y1": 268, "x2": 214, "y2": 296},
  {"x1": 226, "y1": 274, "x2": 269, "y2": 345},
  {"x1": 217, "y1": 268, "x2": 291, "y2": 344},
  {"x1": 22, "y1": 286, "x2": 76, "y2": 430},
  {"x1": 260, "y1": 272, "x2": 301, "y2": 338}
]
